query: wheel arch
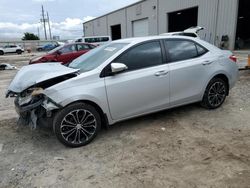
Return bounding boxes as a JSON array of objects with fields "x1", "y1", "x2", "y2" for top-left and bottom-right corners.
[
  {"x1": 202, "y1": 72, "x2": 230, "y2": 97},
  {"x1": 211, "y1": 74, "x2": 230, "y2": 95},
  {"x1": 62, "y1": 99, "x2": 109, "y2": 129}
]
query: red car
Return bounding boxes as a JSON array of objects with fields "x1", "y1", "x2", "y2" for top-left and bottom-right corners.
[{"x1": 29, "y1": 43, "x2": 96, "y2": 65}]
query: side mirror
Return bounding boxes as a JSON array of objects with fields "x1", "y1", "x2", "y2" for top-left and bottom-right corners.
[{"x1": 111, "y1": 63, "x2": 128, "y2": 74}]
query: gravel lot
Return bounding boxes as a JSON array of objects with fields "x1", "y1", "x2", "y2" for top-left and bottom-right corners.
[{"x1": 0, "y1": 53, "x2": 250, "y2": 188}]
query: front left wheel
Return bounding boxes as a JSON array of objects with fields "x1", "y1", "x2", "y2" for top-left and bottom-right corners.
[{"x1": 53, "y1": 102, "x2": 101, "y2": 147}]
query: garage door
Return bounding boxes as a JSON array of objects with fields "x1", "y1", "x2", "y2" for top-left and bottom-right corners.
[{"x1": 132, "y1": 18, "x2": 149, "y2": 37}]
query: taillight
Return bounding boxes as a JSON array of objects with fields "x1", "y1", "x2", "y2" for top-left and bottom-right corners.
[{"x1": 229, "y1": 55, "x2": 237, "y2": 63}]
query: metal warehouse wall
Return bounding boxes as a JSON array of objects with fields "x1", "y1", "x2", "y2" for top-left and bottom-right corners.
[
  {"x1": 83, "y1": 0, "x2": 238, "y2": 50},
  {"x1": 215, "y1": 0, "x2": 238, "y2": 50}
]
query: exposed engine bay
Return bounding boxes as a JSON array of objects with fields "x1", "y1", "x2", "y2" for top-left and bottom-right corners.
[{"x1": 6, "y1": 63, "x2": 79, "y2": 129}]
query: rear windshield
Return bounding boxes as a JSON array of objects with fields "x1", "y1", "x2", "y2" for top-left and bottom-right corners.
[{"x1": 69, "y1": 43, "x2": 128, "y2": 73}]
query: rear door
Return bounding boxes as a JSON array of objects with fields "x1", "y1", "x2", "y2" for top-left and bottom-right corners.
[
  {"x1": 104, "y1": 40, "x2": 170, "y2": 120},
  {"x1": 164, "y1": 39, "x2": 211, "y2": 106}
]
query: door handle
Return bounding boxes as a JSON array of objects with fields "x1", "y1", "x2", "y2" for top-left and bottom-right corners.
[
  {"x1": 202, "y1": 60, "x2": 214, "y2": 66},
  {"x1": 155, "y1": 70, "x2": 169, "y2": 77}
]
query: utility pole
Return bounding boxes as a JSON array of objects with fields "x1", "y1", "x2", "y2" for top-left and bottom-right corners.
[
  {"x1": 47, "y1": 11, "x2": 52, "y2": 40},
  {"x1": 37, "y1": 26, "x2": 40, "y2": 39},
  {"x1": 41, "y1": 5, "x2": 47, "y2": 40}
]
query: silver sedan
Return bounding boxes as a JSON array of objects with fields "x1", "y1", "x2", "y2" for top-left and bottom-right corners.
[{"x1": 7, "y1": 36, "x2": 239, "y2": 147}]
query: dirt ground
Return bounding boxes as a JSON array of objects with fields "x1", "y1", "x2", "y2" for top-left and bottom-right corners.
[{"x1": 0, "y1": 53, "x2": 250, "y2": 188}]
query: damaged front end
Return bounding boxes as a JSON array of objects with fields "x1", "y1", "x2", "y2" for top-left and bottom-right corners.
[
  {"x1": 6, "y1": 63, "x2": 79, "y2": 129},
  {"x1": 12, "y1": 88, "x2": 61, "y2": 129}
]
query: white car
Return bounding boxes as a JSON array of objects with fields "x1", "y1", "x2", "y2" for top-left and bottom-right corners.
[
  {"x1": 160, "y1": 26, "x2": 204, "y2": 38},
  {"x1": 0, "y1": 45, "x2": 24, "y2": 55}
]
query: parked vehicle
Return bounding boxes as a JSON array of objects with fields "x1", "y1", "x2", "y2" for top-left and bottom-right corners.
[
  {"x1": 0, "y1": 45, "x2": 24, "y2": 55},
  {"x1": 160, "y1": 26, "x2": 204, "y2": 38},
  {"x1": 36, "y1": 43, "x2": 59, "y2": 52},
  {"x1": 30, "y1": 43, "x2": 96, "y2": 65},
  {"x1": 75, "y1": 36, "x2": 111, "y2": 45},
  {"x1": 6, "y1": 36, "x2": 238, "y2": 147}
]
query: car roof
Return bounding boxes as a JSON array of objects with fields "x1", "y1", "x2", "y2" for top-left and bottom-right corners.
[
  {"x1": 112, "y1": 35, "x2": 199, "y2": 44},
  {"x1": 111, "y1": 35, "x2": 218, "y2": 52}
]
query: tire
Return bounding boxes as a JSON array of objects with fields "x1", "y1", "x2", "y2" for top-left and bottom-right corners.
[
  {"x1": 201, "y1": 78, "x2": 228, "y2": 109},
  {"x1": 16, "y1": 50, "x2": 22, "y2": 55},
  {"x1": 53, "y1": 102, "x2": 101, "y2": 147},
  {"x1": 0, "y1": 51, "x2": 4, "y2": 55}
]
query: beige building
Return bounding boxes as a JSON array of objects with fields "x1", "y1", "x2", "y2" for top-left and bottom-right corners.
[{"x1": 83, "y1": 0, "x2": 250, "y2": 50}]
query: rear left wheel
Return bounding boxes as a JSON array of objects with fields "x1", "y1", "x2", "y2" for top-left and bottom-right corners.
[
  {"x1": 0, "y1": 50, "x2": 4, "y2": 55},
  {"x1": 201, "y1": 78, "x2": 228, "y2": 109},
  {"x1": 53, "y1": 102, "x2": 101, "y2": 147}
]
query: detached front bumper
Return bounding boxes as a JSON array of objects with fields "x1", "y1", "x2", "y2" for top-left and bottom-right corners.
[{"x1": 14, "y1": 95, "x2": 61, "y2": 129}]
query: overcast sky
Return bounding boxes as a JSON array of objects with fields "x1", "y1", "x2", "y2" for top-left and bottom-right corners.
[{"x1": 0, "y1": 0, "x2": 138, "y2": 40}]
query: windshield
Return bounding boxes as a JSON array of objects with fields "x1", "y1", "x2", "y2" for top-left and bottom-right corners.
[{"x1": 69, "y1": 43, "x2": 128, "y2": 72}]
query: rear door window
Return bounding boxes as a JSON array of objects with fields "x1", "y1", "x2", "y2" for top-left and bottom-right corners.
[
  {"x1": 165, "y1": 40, "x2": 207, "y2": 62},
  {"x1": 196, "y1": 44, "x2": 208, "y2": 56}
]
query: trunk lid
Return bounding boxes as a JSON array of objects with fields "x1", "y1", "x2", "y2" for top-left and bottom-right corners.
[{"x1": 184, "y1": 26, "x2": 204, "y2": 34}]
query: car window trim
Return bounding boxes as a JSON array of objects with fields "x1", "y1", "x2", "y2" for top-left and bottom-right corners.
[
  {"x1": 100, "y1": 39, "x2": 166, "y2": 78},
  {"x1": 164, "y1": 38, "x2": 209, "y2": 64}
]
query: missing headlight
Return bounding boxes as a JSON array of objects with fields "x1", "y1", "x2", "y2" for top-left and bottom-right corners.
[{"x1": 31, "y1": 88, "x2": 44, "y2": 96}]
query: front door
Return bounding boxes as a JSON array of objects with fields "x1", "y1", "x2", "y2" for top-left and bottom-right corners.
[{"x1": 104, "y1": 41, "x2": 170, "y2": 120}]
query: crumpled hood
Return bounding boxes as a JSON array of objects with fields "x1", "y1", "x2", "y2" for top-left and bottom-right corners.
[{"x1": 7, "y1": 63, "x2": 79, "y2": 94}]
